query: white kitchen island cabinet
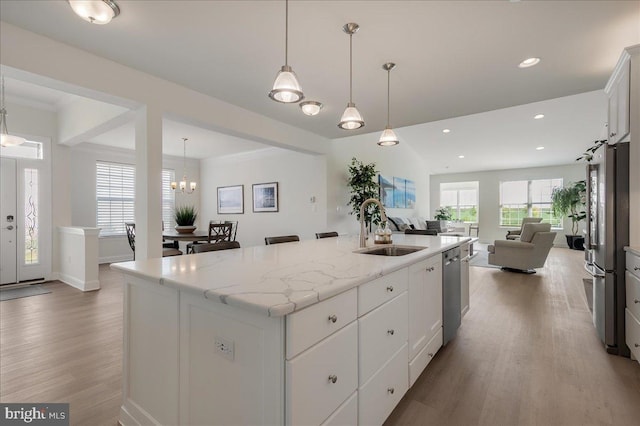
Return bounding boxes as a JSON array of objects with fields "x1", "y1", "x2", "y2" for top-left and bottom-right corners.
[{"x1": 112, "y1": 234, "x2": 470, "y2": 426}]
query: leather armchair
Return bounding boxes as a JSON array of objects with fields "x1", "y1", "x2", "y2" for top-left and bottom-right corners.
[
  {"x1": 505, "y1": 217, "x2": 542, "y2": 240},
  {"x1": 489, "y1": 223, "x2": 556, "y2": 273}
]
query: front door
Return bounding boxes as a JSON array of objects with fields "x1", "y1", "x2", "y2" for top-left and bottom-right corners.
[{"x1": 0, "y1": 157, "x2": 18, "y2": 284}]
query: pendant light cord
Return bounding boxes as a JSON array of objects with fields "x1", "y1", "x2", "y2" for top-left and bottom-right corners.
[
  {"x1": 182, "y1": 138, "x2": 187, "y2": 180},
  {"x1": 284, "y1": 0, "x2": 289, "y2": 66},
  {"x1": 387, "y1": 70, "x2": 391, "y2": 127},
  {"x1": 349, "y1": 33, "x2": 353, "y2": 103}
]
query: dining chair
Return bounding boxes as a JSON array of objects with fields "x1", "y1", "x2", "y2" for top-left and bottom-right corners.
[
  {"x1": 315, "y1": 232, "x2": 339, "y2": 239},
  {"x1": 125, "y1": 222, "x2": 182, "y2": 260},
  {"x1": 265, "y1": 235, "x2": 300, "y2": 245},
  {"x1": 191, "y1": 241, "x2": 241, "y2": 253},
  {"x1": 186, "y1": 222, "x2": 234, "y2": 254}
]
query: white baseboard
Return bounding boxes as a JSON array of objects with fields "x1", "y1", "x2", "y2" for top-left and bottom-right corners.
[
  {"x1": 59, "y1": 272, "x2": 100, "y2": 292},
  {"x1": 100, "y1": 254, "x2": 132, "y2": 264}
]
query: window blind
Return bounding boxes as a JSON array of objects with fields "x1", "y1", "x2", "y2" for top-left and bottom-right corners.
[
  {"x1": 162, "y1": 169, "x2": 175, "y2": 229},
  {"x1": 96, "y1": 161, "x2": 136, "y2": 236}
]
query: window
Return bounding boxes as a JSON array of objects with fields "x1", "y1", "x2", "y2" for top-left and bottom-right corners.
[
  {"x1": 96, "y1": 162, "x2": 175, "y2": 236},
  {"x1": 97, "y1": 162, "x2": 135, "y2": 236},
  {"x1": 24, "y1": 168, "x2": 39, "y2": 264},
  {"x1": 499, "y1": 178, "x2": 563, "y2": 227},
  {"x1": 162, "y1": 169, "x2": 175, "y2": 229},
  {"x1": 440, "y1": 181, "x2": 479, "y2": 222}
]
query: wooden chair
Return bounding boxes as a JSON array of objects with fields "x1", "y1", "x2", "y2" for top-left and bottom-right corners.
[
  {"x1": 191, "y1": 241, "x2": 241, "y2": 253},
  {"x1": 315, "y1": 232, "x2": 339, "y2": 239},
  {"x1": 125, "y1": 222, "x2": 182, "y2": 260},
  {"x1": 265, "y1": 235, "x2": 300, "y2": 245},
  {"x1": 186, "y1": 222, "x2": 234, "y2": 254},
  {"x1": 162, "y1": 221, "x2": 179, "y2": 249}
]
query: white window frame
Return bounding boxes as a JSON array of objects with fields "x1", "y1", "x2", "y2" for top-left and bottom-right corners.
[
  {"x1": 162, "y1": 169, "x2": 176, "y2": 229},
  {"x1": 439, "y1": 181, "x2": 479, "y2": 222},
  {"x1": 96, "y1": 161, "x2": 135, "y2": 237},
  {"x1": 499, "y1": 178, "x2": 563, "y2": 228}
]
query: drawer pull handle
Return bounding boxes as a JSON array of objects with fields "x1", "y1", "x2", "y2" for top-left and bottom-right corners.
[
  {"x1": 328, "y1": 315, "x2": 338, "y2": 323},
  {"x1": 635, "y1": 267, "x2": 640, "y2": 271},
  {"x1": 328, "y1": 375, "x2": 338, "y2": 384},
  {"x1": 428, "y1": 352, "x2": 434, "y2": 358},
  {"x1": 386, "y1": 285, "x2": 394, "y2": 292},
  {"x1": 636, "y1": 344, "x2": 639, "y2": 348},
  {"x1": 426, "y1": 266, "x2": 435, "y2": 272},
  {"x1": 387, "y1": 329, "x2": 395, "y2": 336},
  {"x1": 387, "y1": 387, "x2": 395, "y2": 395},
  {"x1": 635, "y1": 299, "x2": 640, "y2": 304}
]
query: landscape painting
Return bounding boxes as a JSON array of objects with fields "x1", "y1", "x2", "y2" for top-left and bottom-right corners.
[
  {"x1": 379, "y1": 175, "x2": 415, "y2": 209},
  {"x1": 379, "y1": 174, "x2": 394, "y2": 208}
]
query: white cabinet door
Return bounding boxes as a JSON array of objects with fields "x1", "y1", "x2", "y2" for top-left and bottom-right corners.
[
  {"x1": 608, "y1": 59, "x2": 630, "y2": 144},
  {"x1": 408, "y1": 255, "x2": 442, "y2": 361}
]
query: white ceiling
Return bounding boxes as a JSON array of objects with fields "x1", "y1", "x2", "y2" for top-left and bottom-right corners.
[{"x1": 0, "y1": 1, "x2": 638, "y2": 170}]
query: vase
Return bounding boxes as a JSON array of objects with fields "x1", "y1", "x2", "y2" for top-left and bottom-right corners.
[{"x1": 175, "y1": 225, "x2": 196, "y2": 234}]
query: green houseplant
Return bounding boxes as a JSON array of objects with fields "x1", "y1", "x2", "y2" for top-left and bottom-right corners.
[
  {"x1": 174, "y1": 205, "x2": 198, "y2": 233},
  {"x1": 434, "y1": 206, "x2": 453, "y2": 221},
  {"x1": 551, "y1": 180, "x2": 586, "y2": 250},
  {"x1": 347, "y1": 158, "x2": 381, "y2": 230}
]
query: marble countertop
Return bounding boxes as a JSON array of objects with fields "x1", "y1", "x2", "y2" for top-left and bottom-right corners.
[
  {"x1": 111, "y1": 234, "x2": 469, "y2": 317},
  {"x1": 625, "y1": 246, "x2": 640, "y2": 257}
]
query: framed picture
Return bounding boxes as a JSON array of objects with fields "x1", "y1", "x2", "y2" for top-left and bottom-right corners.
[
  {"x1": 217, "y1": 185, "x2": 244, "y2": 214},
  {"x1": 252, "y1": 182, "x2": 278, "y2": 212}
]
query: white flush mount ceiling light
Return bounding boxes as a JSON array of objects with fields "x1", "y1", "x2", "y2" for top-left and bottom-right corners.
[
  {"x1": 299, "y1": 101, "x2": 323, "y2": 116},
  {"x1": 458, "y1": 155, "x2": 465, "y2": 159},
  {"x1": 268, "y1": 0, "x2": 304, "y2": 103},
  {"x1": 536, "y1": 146, "x2": 545, "y2": 150},
  {"x1": 171, "y1": 138, "x2": 196, "y2": 194},
  {"x1": 518, "y1": 57, "x2": 540, "y2": 68},
  {"x1": 338, "y1": 23, "x2": 364, "y2": 130},
  {"x1": 0, "y1": 76, "x2": 26, "y2": 147},
  {"x1": 68, "y1": 0, "x2": 120, "y2": 24},
  {"x1": 378, "y1": 62, "x2": 399, "y2": 147},
  {"x1": 534, "y1": 114, "x2": 545, "y2": 119},
  {"x1": 442, "y1": 129, "x2": 451, "y2": 134}
]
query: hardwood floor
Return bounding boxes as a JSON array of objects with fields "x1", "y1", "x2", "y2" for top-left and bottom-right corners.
[{"x1": 1, "y1": 248, "x2": 638, "y2": 426}]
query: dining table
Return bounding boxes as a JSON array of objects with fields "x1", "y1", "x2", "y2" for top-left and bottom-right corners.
[{"x1": 162, "y1": 230, "x2": 210, "y2": 242}]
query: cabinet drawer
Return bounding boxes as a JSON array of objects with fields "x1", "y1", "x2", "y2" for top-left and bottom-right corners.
[
  {"x1": 359, "y1": 292, "x2": 408, "y2": 385},
  {"x1": 460, "y1": 242, "x2": 470, "y2": 258},
  {"x1": 286, "y1": 322, "x2": 358, "y2": 426},
  {"x1": 320, "y1": 391, "x2": 357, "y2": 426},
  {"x1": 359, "y1": 344, "x2": 408, "y2": 426},
  {"x1": 625, "y1": 309, "x2": 640, "y2": 364},
  {"x1": 626, "y1": 271, "x2": 640, "y2": 320},
  {"x1": 286, "y1": 287, "x2": 357, "y2": 359},
  {"x1": 409, "y1": 327, "x2": 443, "y2": 387},
  {"x1": 627, "y1": 251, "x2": 640, "y2": 280},
  {"x1": 358, "y1": 268, "x2": 408, "y2": 316}
]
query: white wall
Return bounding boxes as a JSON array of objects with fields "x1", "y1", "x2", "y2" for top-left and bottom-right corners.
[
  {"x1": 327, "y1": 133, "x2": 429, "y2": 235},
  {"x1": 200, "y1": 148, "x2": 327, "y2": 248},
  {"x1": 70, "y1": 142, "x2": 200, "y2": 263},
  {"x1": 429, "y1": 163, "x2": 586, "y2": 246}
]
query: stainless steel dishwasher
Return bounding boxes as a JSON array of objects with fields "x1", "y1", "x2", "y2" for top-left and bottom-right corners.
[{"x1": 442, "y1": 246, "x2": 461, "y2": 345}]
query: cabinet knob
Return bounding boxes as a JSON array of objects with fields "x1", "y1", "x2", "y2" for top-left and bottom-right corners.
[
  {"x1": 387, "y1": 329, "x2": 395, "y2": 336},
  {"x1": 635, "y1": 299, "x2": 640, "y2": 304},
  {"x1": 634, "y1": 266, "x2": 640, "y2": 271},
  {"x1": 328, "y1": 375, "x2": 338, "y2": 384},
  {"x1": 635, "y1": 344, "x2": 639, "y2": 348},
  {"x1": 386, "y1": 285, "x2": 394, "y2": 292},
  {"x1": 328, "y1": 315, "x2": 338, "y2": 323},
  {"x1": 428, "y1": 353, "x2": 434, "y2": 358},
  {"x1": 387, "y1": 387, "x2": 395, "y2": 395}
]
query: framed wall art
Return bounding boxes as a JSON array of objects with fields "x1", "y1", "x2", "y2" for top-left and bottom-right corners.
[
  {"x1": 252, "y1": 182, "x2": 278, "y2": 212},
  {"x1": 217, "y1": 185, "x2": 244, "y2": 214}
]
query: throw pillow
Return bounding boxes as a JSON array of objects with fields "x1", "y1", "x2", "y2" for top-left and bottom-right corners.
[
  {"x1": 397, "y1": 223, "x2": 411, "y2": 231},
  {"x1": 426, "y1": 220, "x2": 442, "y2": 233}
]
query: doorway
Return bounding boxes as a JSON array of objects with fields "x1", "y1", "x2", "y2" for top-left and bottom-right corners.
[{"x1": 0, "y1": 139, "x2": 52, "y2": 285}]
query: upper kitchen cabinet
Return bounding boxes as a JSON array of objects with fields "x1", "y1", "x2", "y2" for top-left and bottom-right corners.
[{"x1": 605, "y1": 50, "x2": 631, "y2": 144}]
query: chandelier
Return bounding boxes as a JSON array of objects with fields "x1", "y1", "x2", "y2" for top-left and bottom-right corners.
[{"x1": 171, "y1": 138, "x2": 196, "y2": 194}]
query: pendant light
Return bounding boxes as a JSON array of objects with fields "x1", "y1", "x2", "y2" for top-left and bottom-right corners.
[
  {"x1": 268, "y1": 0, "x2": 304, "y2": 103},
  {"x1": 338, "y1": 23, "x2": 364, "y2": 130},
  {"x1": 68, "y1": 0, "x2": 120, "y2": 25},
  {"x1": 171, "y1": 138, "x2": 196, "y2": 194},
  {"x1": 0, "y1": 76, "x2": 26, "y2": 148},
  {"x1": 378, "y1": 62, "x2": 399, "y2": 147}
]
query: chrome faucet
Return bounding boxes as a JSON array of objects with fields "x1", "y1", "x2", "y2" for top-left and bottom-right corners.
[{"x1": 359, "y1": 198, "x2": 387, "y2": 248}]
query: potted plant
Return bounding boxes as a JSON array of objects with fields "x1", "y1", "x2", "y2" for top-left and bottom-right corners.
[
  {"x1": 347, "y1": 158, "x2": 382, "y2": 231},
  {"x1": 174, "y1": 205, "x2": 198, "y2": 234},
  {"x1": 434, "y1": 206, "x2": 453, "y2": 230},
  {"x1": 551, "y1": 181, "x2": 586, "y2": 250}
]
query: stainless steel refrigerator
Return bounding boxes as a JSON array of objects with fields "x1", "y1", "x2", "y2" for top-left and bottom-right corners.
[{"x1": 585, "y1": 141, "x2": 629, "y2": 357}]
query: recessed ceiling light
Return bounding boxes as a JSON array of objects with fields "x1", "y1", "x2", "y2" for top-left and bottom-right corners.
[
  {"x1": 536, "y1": 146, "x2": 545, "y2": 150},
  {"x1": 458, "y1": 155, "x2": 465, "y2": 159},
  {"x1": 534, "y1": 114, "x2": 545, "y2": 119},
  {"x1": 518, "y1": 57, "x2": 540, "y2": 68},
  {"x1": 442, "y1": 129, "x2": 451, "y2": 134}
]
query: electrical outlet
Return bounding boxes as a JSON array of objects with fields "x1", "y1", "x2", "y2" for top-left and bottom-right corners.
[{"x1": 214, "y1": 337, "x2": 234, "y2": 361}]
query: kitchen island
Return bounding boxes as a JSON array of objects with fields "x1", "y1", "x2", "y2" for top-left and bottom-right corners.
[{"x1": 112, "y1": 234, "x2": 470, "y2": 426}]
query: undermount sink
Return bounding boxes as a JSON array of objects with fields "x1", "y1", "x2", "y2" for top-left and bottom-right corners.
[{"x1": 355, "y1": 245, "x2": 427, "y2": 256}]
